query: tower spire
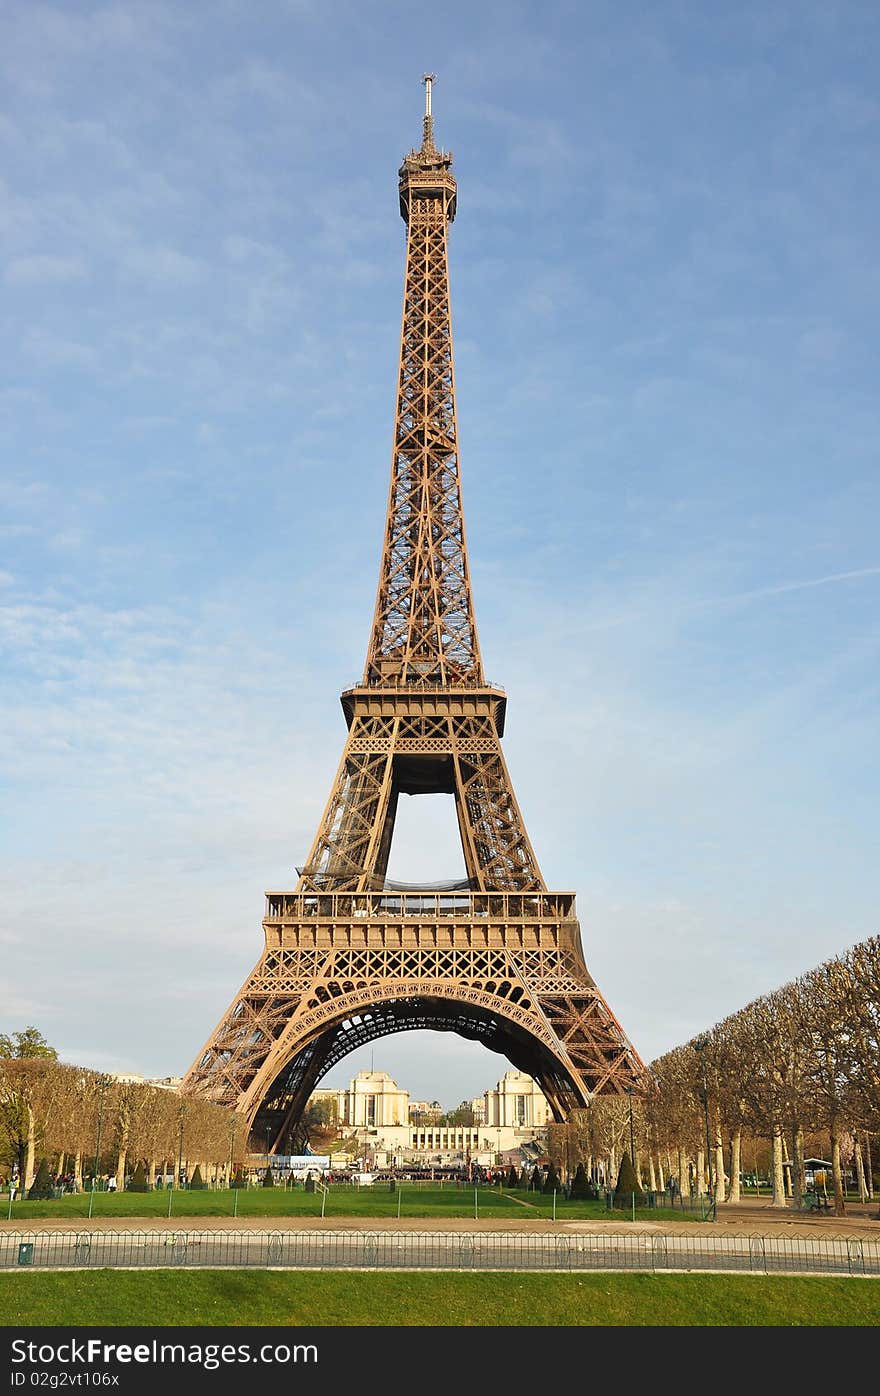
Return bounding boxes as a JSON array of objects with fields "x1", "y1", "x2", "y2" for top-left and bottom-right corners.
[
  {"x1": 422, "y1": 72, "x2": 436, "y2": 153},
  {"x1": 372, "y1": 73, "x2": 469, "y2": 687}
]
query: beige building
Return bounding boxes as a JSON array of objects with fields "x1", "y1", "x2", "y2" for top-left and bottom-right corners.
[
  {"x1": 409, "y1": 1099, "x2": 444, "y2": 1122},
  {"x1": 481, "y1": 1070, "x2": 552, "y2": 1130},
  {"x1": 308, "y1": 1068, "x2": 550, "y2": 1166},
  {"x1": 110, "y1": 1074, "x2": 182, "y2": 1091},
  {"x1": 311, "y1": 1072, "x2": 408, "y2": 1127},
  {"x1": 339, "y1": 1071, "x2": 409, "y2": 1128}
]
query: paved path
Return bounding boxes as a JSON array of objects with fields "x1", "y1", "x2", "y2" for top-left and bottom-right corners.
[
  {"x1": 4, "y1": 1198, "x2": 878, "y2": 1242},
  {"x1": 3, "y1": 1216, "x2": 878, "y2": 1276}
]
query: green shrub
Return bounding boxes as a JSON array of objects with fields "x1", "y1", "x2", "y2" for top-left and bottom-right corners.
[
  {"x1": 189, "y1": 1165, "x2": 207, "y2": 1190},
  {"x1": 615, "y1": 1151, "x2": 642, "y2": 1198},
  {"x1": 127, "y1": 1160, "x2": 149, "y2": 1193},
  {"x1": 542, "y1": 1162, "x2": 560, "y2": 1195},
  {"x1": 570, "y1": 1162, "x2": 590, "y2": 1198},
  {"x1": 262, "y1": 1167, "x2": 275, "y2": 1188},
  {"x1": 231, "y1": 1168, "x2": 246, "y2": 1190}
]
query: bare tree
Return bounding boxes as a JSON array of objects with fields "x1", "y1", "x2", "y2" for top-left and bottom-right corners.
[{"x1": 798, "y1": 958, "x2": 863, "y2": 1216}]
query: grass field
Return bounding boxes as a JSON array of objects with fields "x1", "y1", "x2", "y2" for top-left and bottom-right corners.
[
  {"x1": 2, "y1": 1269, "x2": 879, "y2": 1326},
  {"x1": 0, "y1": 1185, "x2": 693, "y2": 1224}
]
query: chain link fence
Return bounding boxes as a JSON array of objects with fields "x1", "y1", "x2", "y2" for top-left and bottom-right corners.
[{"x1": 2, "y1": 1229, "x2": 878, "y2": 1275}]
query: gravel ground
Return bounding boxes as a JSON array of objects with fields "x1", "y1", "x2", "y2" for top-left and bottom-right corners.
[{"x1": 3, "y1": 1198, "x2": 878, "y2": 1241}]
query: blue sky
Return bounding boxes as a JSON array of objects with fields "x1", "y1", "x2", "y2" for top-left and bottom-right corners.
[{"x1": 1, "y1": 0, "x2": 878, "y2": 1108}]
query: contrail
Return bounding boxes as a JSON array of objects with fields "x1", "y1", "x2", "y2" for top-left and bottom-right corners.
[
  {"x1": 578, "y1": 563, "x2": 880, "y2": 636},
  {"x1": 576, "y1": 566, "x2": 880, "y2": 633},
  {"x1": 721, "y1": 566, "x2": 880, "y2": 606}
]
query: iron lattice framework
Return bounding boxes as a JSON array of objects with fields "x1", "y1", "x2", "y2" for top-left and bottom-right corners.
[{"x1": 183, "y1": 80, "x2": 647, "y2": 1149}]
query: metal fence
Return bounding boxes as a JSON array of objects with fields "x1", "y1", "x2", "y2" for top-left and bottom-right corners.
[{"x1": 2, "y1": 1230, "x2": 878, "y2": 1276}]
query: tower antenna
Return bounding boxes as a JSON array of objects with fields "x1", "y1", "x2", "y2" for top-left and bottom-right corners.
[{"x1": 421, "y1": 72, "x2": 437, "y2": 149}]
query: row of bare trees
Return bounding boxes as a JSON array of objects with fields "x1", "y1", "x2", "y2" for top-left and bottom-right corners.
[
  {"x1": 3, "y1": 935, "x2": 877, "y2": 1207},
  {"x1": 546, "y1": 935, "x2": 879, "y2": 1217},
  {"x1": 0, "y1": 1059, "x2": 243, "y2": 1191}
]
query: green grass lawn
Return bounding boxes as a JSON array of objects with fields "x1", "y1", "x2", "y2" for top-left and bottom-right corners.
[
  {"x1": 2, "y1": 1270, "x2": 877, "y2": 1326},
  {"x1": 0, "y1": 1185, "x2": 689, "y2": 1224}
]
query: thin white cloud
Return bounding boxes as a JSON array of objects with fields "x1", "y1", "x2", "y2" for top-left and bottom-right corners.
[
  {"x1": 5, "y1": 254, "x2": 86, "y2": 285},
  {"x1": 21, "y1": 330, "x2": 97, "y2": 369},
  {"x1": 121, "y1": 246, "x2": 206, "y2": 287}
]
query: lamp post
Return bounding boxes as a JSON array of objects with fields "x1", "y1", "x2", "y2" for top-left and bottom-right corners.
[
  {"x1": 177, "y1": 1103, "x2": 187, "y2": 1189},
  {"x1": 625, "y1": 1086, "x2": 636, "y2": 1221},
  {"x1": 88, "y1": 1074, "x2": 111, "y2": 1217},
  {"x1": 625, "y1": 1086, "x2": 636, "y2": 1173},
  {"x1": 694, "y1": 1035, "x2": 713, "y2": 1202},
  {"x1": 228, "y1": 1117, "x2": 237, "y2": 1188}
]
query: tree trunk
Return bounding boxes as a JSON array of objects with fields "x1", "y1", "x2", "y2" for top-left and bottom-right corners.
[
  {"x1": 830, "y1": 1129, "x2": 847, "y2": 1216},
  {"x1": 792, "y1": 1124, "x2": 806, "y2": 1206},
  {"x1": 855, "y1": 1138, "x2": 867, "y2": 1203},
  {"x1": 865, "y1": 1133, "x2": 874, "y2": 1200},
  {"x1": 73, "y1": 1150, "x2": 82, "y2": 1192},
  {"x1": 771, "y1": 1124, "x2": 786, "y2": 1206},
  {"x1": 148, "y1": 1159, "x2": 157, "y2": 1187},
  {"x1": 753, "y1": 1136, "x2": 762, "y2": 1194},
  {"x1": 781, "y1": 1133, "x2": 793, "y2": 1197},
  {"x1": 696, "y1": 1147, "x2": 706, "y2": 1196},
  {"x1": 728, "y1": 1128, "x2": 742, "y2": 1203},
  {"x1": 115, "y1": 1147, "x2": 127, "y2": 1190},
  {"x1": 713, "y1": 1114, "x2": 726, "y2": 1203},
  {"x1": 25, "y1": 1105, "x2": 36, "y2": 1191}
]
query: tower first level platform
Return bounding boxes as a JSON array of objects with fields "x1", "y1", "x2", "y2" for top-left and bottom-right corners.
[{"x1": 187, "y1": 885, "x2": 644, "y2": 1150}]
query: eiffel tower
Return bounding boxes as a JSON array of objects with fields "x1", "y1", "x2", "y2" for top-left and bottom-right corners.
[{"x1": 183, "y1": 78, "x2": 647, "y2": 1150}]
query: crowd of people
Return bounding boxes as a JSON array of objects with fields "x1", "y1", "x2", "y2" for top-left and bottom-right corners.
[{"x1": 3, "y1": 1170, "x2": 118, "y2": 1197}]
